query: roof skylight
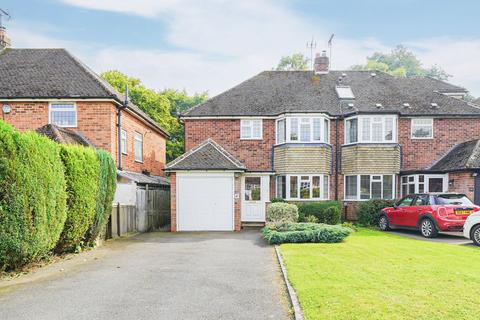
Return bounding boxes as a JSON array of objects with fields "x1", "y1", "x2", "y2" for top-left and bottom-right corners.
[{"x1": 335, "y1": 86, "x2": 355, "y2": 99}]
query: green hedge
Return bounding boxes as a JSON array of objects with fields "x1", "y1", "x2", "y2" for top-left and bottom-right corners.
[
  {"x1": 0, "y1": 122, "x2": 67, "y2": 270},
  {"x1": 358, "y1": 199, "x2": 396, "y2": 226},
  {"x1": 84, "y1": 150, "x2": 117, "y2": 246},
  {"x1": 55, "y1": 145, "x2": 100, "y2": 253},
  {"x1": 297, "y1": 201, "x2": 342, "y2": 224},
  {"x1": 262, "y1": 223, "x2": 353, "y2": 245}
]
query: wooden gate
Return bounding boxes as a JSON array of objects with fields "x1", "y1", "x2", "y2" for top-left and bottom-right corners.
[{"x1": 136, "y1": 185, "x2": 170, "y2": 232}]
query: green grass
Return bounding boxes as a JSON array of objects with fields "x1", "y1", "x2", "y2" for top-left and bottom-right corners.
[{"x1": 280, "y1": 229, "x2": 480, "y2": 320}]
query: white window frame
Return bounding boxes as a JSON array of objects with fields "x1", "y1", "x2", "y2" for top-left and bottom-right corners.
[
  {"x1": 240, "y1": 119, "x2": 263, "y2": 140},
  {"x1": 48, "y1": 102, "x2": 77, "y2": 128},
  {"x1": 276, "y1": 116, "x2": 330, "y2": 145},
  {"x1": 401, "y1": 174, "x2": 448, "y2": 196},
  {"x1": 344, "y1": 115, "x2": 397, "y2": 145},
  {"x1": 411, "y1": 118, "x2": 434, "y2": 139},
  {"x1": 121, "y1": 129, "x2": 128, "y2": 155},
  {"x1": 344, "y1": 174, "x2": 396, "y2": 201},
  {"x1": 134, "y1": 132, "x2": 143, "y2": 163},
  {"x1": 283, "y1": 174, "x2": 330, "y2": 201}
]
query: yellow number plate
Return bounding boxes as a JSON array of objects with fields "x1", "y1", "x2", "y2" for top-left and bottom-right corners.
[{"x1": 455, "y1": 210, "x2": 471, "y2": 215}]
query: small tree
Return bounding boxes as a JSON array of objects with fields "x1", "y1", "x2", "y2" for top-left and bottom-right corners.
[{"x1": 275, "y1": 53, "x2": 309, "y2": 71}]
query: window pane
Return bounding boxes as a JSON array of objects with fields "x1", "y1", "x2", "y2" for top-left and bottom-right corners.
[
  {"x1": 134, "y1": 133, "x2": 143, "y2": 161},
  {"x1": 428, "y1": 178, "x2": 443, "y2": 193},
  {"x1": 372, "y1": 181, "x2": 382, "y2": 199},
  {"x1": 361, "y1": 118, "x2": 370, "y2": 141},
  {"x1": 419, "y1": 183, "x2": 425, "y2": 193},
  {"x1": 276, "y1": 176, "x2": 286, "y2": 198},
  {"x1": 360, "y1": 175, "x2": 370, "y2": 199},
  {"x1": 345, "y1": 176, "x2": 358, "y2": 199},
  {"x1": 290, "y1": 118, "x2": 298, "y2": 141},
  {"x1": 383, "y1": 175, "x2": 393, "y2": 199},
  {"x1": 312, "y1": 176, "x2": 320, "y2": 198},
  {"x1": 277, "y1": 119, "x2": 286, "y2": 144},
  {"x1": 252, "y1": 120, "x2": 262, "y2": 138},
  {"x1": 240, "y1": 120, "x2": 251, "y2": 139},
  {"x1": 324, "y1": 119, "x2": 329, "y2": 143},
  {"x1": 402, "y1": 184, "x2": 407, "y2": 197},
  {"x1": 300, "y1": 118, "x2": 311, "y2": 142},
  {"x1": 313, "y1": 118, "x2": 321, "y2": 141},
  {"x1": 50, "y1": 108, "x2": 76, "y2": 127},
  {"x1": 245, "y1": 177, "x2": 261, "y2": 201},
  {"x1": 412, "y1": 119, "x2": 433, "y2": 138},
  {"x1": 385, "y1": 118, "x2": 393, "y2": 141},
  {"x1": 346, "y1": 119, "x2": 358, "y2": 144},
  {"x1": 398, "y1": 196, "x2": 414, "y2": 207},
  {"x1": 408, "y1": 184, "x2": 415, "y2": 195},
  {"x1": 121, "y1": 130, "x2": 127, "y2": 154},
  {"x1": 372, "y1": 118, "x2": 382, "y2": 142},
  {"x1": 300, "y1": 176, "x2": 310, "y2": 199},
  {"x1": 290, "y1": 176, "x2": 298, "y2": 198},
  {"x1": 323, "y1": 175, "x2": 329, "y2": 199}
]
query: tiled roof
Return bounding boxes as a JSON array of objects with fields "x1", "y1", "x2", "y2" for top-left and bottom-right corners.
[
  {"x1": 429, "y1": 140, "x2": 480, "y2": 171},
  {"x1": 165, "y1": 139, "x2": 246, "y2": 171},
  {"x1": 184, "y1": 70, "x2": 478, "y2": 117},
  {"x1": 37, "y1": 124, "x2": 94, "y2": 147},
  {"x1": 0, "y1": 48, "x2": 168, "y2": 136}
]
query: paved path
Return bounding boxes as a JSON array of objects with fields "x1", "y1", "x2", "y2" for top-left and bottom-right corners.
[
  {"x1": 389, "y1": 229, "x2": 473, "y2": 245},
  {"x1": 0, "y1": 231, "x2": 291, "y2": 320}
]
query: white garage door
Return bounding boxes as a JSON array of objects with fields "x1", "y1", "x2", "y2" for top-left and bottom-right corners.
[{"x1": 177, "y1": 173, "x2": 234, "y2": 231}]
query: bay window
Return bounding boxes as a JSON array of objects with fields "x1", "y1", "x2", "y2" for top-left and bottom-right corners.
[
  {"x1": 276, "y1": 116, "x2": 330, "y2": 144},
  {"x1": 345, "y1": 174, "x2": 395, "y2": 200},
  {"x1": 240, "y1": 119, "x2": 262, "y2": 139},
  {"x1": 345, "y1": 115, "x2": 397, "y2": 144},
  {"x1": 277, "y1": 174, "x2": 329, "y2": 200},
  {"x1": 401, "y1": 174, "x2": 447, "y2": 196}
]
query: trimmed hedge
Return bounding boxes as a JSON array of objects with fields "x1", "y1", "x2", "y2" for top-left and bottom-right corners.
[
  {"x1": 0, "y1": 122, "x2": 67, "y2": 270},
  {"x1": 297, "y1": 201, "x2": 342, "y2": 224},
  {"x1": 262, "y1": 223, "x2": 353, "y2": 245},
  {"x1": 55, "y1": 145, "x2": 100, "y2": 253},
  {"x1": 84, "y1": 150, "x2": 117, "y2": 246},
  {"x1": 267, "y1": 203, "x2": 299, "y2": 223},
  {"x1": 358, "y1": 199, "x2": 396, "y2": 226}
]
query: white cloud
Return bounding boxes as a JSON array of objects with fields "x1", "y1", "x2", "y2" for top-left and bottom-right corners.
[{"x1": 9, "y1": 0, "x2": 480, "y2": 97}]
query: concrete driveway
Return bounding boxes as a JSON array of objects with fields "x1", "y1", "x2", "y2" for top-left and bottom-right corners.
[{"x1": 0, "y1": 231, "x2": 291, "y2": 320}]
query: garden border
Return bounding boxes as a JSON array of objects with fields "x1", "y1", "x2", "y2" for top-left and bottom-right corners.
[{"x1": 274, "y1": 245, "x2": 304, "y2": 320}]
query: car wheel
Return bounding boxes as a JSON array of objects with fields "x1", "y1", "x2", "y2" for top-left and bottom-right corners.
[
  {"x1": 378, "y1": 215, "x2": 390, "y2": 231},
  {"x1": 471, "y1": 225, "x2": 480, "y2": 246},
  {"x1": 420, "y1": 219, "x2": 438, "y2": 238}
]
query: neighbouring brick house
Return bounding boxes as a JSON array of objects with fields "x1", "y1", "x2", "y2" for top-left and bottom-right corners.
[
  {"x1": 166, "y1": 51, "x2": 480, "y2": 231},
  {"x1": 0, "y1": 46, "x2": 170, "y2": 204}
]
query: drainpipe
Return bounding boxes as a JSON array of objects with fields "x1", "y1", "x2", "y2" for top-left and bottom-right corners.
[
  {"x1": 335, "y1": 117, "x2": 340, "y2": 201},
  {"x1": 117, "y1": 85, "x2": 129, "y2": 171}
]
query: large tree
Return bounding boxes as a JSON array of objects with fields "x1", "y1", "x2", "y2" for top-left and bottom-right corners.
[
  {"x1": 275, "y1": 53, "x2": 309, "y2": 71},
  {"x1": 351, "y1": 45, "x2": 451, "y2": 81},
  {"x1": 101, "y1": 71, "x2": 207, "y2": 162}
]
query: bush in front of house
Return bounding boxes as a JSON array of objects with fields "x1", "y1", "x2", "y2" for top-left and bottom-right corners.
[
  {"x1": 0, "y1": 121, "x2": 67, "y2": 270},
  {"x1": 262, "y1": 223, "x2": 353, "y2": 245},
  {"x1": 55, "y1": 145, "x2": 100, "y2": 253},
  {"x1": 267, "y1": 202, "x2": 299, "y2": 223},
  {"x1": 357, "y1": 199, "x2": 396, "y2": 226},
  {"x1": 270, "y1": 197, "x2": 285, "y2": 203},
  {"x1": 305, "y1": 215, "x2": 319, "y2": 223},
  {"x1": 297, "y1": 201, "x2": 342, "y2": 224},
  {"x1": 84, "y1": 150, "x2": 117, "y2": 246}
]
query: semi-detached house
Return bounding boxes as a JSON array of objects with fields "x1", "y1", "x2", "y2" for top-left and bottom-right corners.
[{"x1": 166, "y1": 52, "x2": 480, "y2": 231}]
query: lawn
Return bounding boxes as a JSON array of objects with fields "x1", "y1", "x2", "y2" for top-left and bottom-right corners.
[{"x1": 280, "y1": 229, "x2": 480, "y2": 320}]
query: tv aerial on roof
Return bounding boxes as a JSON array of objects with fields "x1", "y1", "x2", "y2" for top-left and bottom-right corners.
[{"x1": 0, "y1": 8, "x2": 11, "y2": 28}]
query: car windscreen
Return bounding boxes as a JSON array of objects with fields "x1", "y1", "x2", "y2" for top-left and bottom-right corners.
[{"x1": 434, "y1": 194, "x2": 474, "y2": 206}]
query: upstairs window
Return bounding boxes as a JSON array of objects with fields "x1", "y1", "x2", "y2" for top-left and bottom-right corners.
[
  {"x1": 49, "y1": 102, "x2": 77, "y2": 127},
  {"x1": 134, "y1": 132, "x2": 143, "y2": 162},
  {"x1": 241, "y1": 119, "x2": 262, "y2": 139},
  {"x1": 411, "y1": 118, "x2": 433, "y2": 139},
  {"x1": 276, "y1": 119, "x2": 286, "y2": 144},
  {"x1": 345, "y1": 115, "x2": 397, "y2": 144},
  {"x1": 277, "y1": 116, "x2": 330, "y2": 144},
  {"x1": 121, "y1": 129, "x2": 127, "y2": 154}
]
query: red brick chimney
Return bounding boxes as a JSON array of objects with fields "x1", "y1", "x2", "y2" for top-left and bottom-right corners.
[
  {"x1": 314, "y1": 50, "x2": 329, "y2": 74},
  {"x1": 0, "y1": 26, "x2": 11, "y2": 50}
]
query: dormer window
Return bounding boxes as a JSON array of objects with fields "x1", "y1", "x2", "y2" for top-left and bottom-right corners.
[{"x1": 276, "y1": 116, "x2": 330, "y2": 144}]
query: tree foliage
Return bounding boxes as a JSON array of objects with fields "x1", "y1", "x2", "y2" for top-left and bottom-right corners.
[
  {"x1": 275, "y1": 53, "x2": 309, "y2": 71},
  {"x1": 351, "y1": 45, "x2": 451, "y2": 80},
  {"x1": 101, "y1": 71, "x2": 207, "y2": 161}
]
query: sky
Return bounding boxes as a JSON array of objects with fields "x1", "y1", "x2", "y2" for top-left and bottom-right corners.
[{"x1": 2, "y1": 0, "x2": 480, "y2": 97}]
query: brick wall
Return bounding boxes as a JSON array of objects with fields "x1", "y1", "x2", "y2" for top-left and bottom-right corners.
[
  {"x1": 449, "y1": 172, "x2": 475, "y2": 200},
  {"x1": 184, "y1": 119, "x2": 275, "y2": 171},
  {"x1": 1, "y1": 100, "x2": 166, "y2": 176}
]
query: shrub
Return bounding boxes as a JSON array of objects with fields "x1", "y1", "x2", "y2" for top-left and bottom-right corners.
[
  {"x1": 267, "y1": 203, "x2": 299, "y2": 223},
  {"x1": 262, "y1": 223, "x2": 353, "y2": 245},
  {"x1": 341, "y1": 221, "x2": 358, "y2": 231},
  {"x1": 358, "y1": 199, "x2": 396, "y2": 226},
  {"x1": 0, "y1": 121, "x2": 67, "y2": 270},
  {"x1": 297, "y1": 201, "x2": 342, "y2": 224},
  {"x1": 305, "y1": 215, "x2": 319, "y2": 223},
  {"x1": 56, "y1": 145, "x2": 100, "y2": 253},
  {"x1": 84, "y1": 150, "x2": 117, "y2": 246},
  {"x1": 270, "y1": 197, "x2": 285, "y2": 203}
]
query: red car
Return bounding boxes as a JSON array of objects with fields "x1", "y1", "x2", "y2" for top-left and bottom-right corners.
[{"x1": 379, "y1": 193, "x2": 480, "y2": 238}]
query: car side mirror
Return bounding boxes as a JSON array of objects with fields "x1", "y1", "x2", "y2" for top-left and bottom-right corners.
[{"x1": 393, "y1": 204, "x2": 399, "y2": 209}]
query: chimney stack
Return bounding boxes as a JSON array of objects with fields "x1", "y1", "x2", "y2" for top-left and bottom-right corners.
[
  {"x1": 314, "y1": 50, "x2": 329, "y2": 74},
  {"x1": 0, "y1": 26, "x2": 11, "y2": 50}
]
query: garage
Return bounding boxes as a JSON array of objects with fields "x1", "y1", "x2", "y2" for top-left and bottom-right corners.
[{"x1": 176, "y1": 173, "x2": 234, "y2": 231}]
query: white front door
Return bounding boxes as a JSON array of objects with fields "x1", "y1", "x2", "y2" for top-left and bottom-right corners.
[{"x1": 241, "y1": 175, "x2": 269, "y2": 222}]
